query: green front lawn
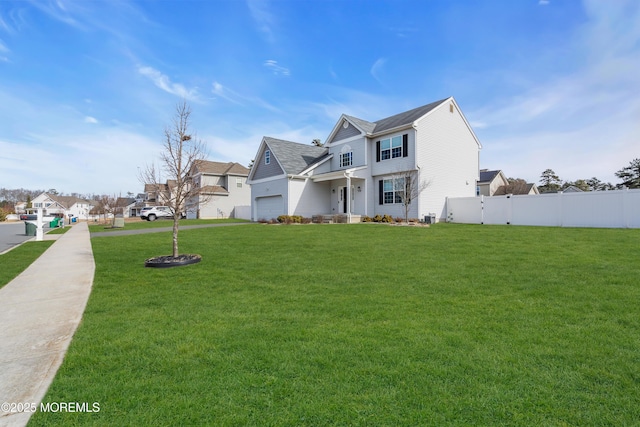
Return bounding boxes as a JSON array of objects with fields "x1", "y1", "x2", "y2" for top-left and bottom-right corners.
[
  {"x1": 31, "y1": 224, "x2": 640, "y2": 426},
  {"x1": 0, "y1": 241, "x2": 54, "y2": 289},
  {"x1": 88, "y1": 218, "x2": 249, "y2": 233}
]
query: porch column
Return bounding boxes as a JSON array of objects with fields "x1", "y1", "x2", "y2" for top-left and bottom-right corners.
[{"x1": 345, "y1": 174, "x2": 351, "y2": 223}]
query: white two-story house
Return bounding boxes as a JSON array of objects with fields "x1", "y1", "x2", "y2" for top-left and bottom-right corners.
[
  {"x1": 247, "y1": 97, "x2": 482, "y2": 222},
  {"x1": 30, "y1": 193, "x2": 94, "y2": 220},
  {"x1": 188, "y1": 160, "x2": 251, "y2": 219}
]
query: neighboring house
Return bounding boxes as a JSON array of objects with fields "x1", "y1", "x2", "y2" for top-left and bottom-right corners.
[
  {"x1": 144, "y1": 181, "x2": 176, "y2": 206},
  {"x1": 478, "y1": 169, "x2": 539, "y2": 196},
  {"x1": 30, "y1": 193, "x2": 94, "y2": 220},
  {"x1": 494, "y1": 183, "x2": 539, "y2": 196},
  {"x1": 14, "y1": 201, "x2": 27, "y2": 214},
  {"x1": 247, "y1": 97, "x2": 482, "y2": 222},
  {"x1": 477, "y1": 170, "x2": 509, "y2": 196},
  {"x1": 188, "y1": 160, "x2": 251, "y2": 219},
  {"x1": 114, "y1": 197, "x2": 138, "y2": 217},
  {"x1": 560, "y1": 185, "x2": 583, "y2": 193}
]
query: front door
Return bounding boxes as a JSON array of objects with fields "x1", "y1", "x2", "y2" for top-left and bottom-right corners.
[{"x1": 339, "y1": 186, "x2": 350, "y2": 214}]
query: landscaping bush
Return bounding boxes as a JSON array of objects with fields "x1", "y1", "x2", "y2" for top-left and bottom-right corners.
[
  {"x1": 361, "y1": 215, "x2": 373, "y2": 222},
  {"x1": 277, "y1": 215, "x2": 304, "y2": 224}
]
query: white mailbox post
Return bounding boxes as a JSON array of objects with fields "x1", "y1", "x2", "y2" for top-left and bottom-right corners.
[{"x1": 36, "y1": 208, "x2": 44, "y2": 241}]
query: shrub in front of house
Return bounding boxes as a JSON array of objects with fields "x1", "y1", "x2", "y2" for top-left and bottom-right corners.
[{"x1": 277, "y1": 215, "x2": 305, "y2": 224}]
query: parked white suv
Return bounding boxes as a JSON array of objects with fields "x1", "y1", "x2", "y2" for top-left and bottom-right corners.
[{"x1": 140, "y1": 206, "x2": 174, "y2": 221}]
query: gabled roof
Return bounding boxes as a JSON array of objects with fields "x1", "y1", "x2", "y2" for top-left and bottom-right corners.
[
  {"x1": 371, "y1": 98, "x2": 449, "y2": 134},
  {"x1": 263, "y1": 137, "x2": 328, "y2": 175},
  {"x1": 47, "y1": 194, "x2": 92, "y2": 208},
  {"x1": 327, "y1": 98, "x2": 450, "y2": 143},
  {"x1": 115, "y1": 197, "x2": 136, "y2": 207},
  {"x1": 343, "y1": 114, "x2": 376, "y2": 134},
  {"x1": 494, "y1": 183, "x2": 538, "y2": 196},
  {"x1": 193, "y1": 160, "x2": 250, "y2": 176},
  {"x1": 479, "y1": 170, "x2": 502, "y2": 183}
]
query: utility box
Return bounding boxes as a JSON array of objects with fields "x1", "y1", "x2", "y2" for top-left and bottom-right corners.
[{"x1": 424, "y1": 213, "x2": 436, "y2": 224}]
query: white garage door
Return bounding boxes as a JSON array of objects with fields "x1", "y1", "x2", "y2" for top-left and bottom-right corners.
[{"x1": 256, "y1": 196, "x2": 284, "y2": 221}]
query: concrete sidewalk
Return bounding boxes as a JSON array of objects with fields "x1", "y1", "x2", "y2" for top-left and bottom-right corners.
[{"x1": 0, "y1": 222, "x2": 95, "y2": 427}]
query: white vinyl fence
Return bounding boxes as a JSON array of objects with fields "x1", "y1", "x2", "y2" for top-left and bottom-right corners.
[{"x1": 447, "y1": 188, "x2": 640, "y2": 228}]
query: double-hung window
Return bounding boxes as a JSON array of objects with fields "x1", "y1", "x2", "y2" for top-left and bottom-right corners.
[
  {"x1": 339, "y1": 151, "x2": 352, "y2": 167},
  {"x1": 382, "y1": 178, "x2": 405, "y2": 204},
  {"x1": 376, "y1": 134, "x2": 408, "y2": 162},
  {"x1": 265, "y1": 150, "x2": 271, "y2": 165},
  {"x1": 380, "y1": 136, "x2": 402, "y2": 160}
]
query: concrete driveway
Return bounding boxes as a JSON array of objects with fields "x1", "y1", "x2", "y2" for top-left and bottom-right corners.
[{"x1": 0, "y1": 222, "x2": 33, "y2": 255}]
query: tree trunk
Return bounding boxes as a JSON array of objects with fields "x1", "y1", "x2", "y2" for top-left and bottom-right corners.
[{"x1": 172, "y1": 215, "x2": 179, "y2": 257}]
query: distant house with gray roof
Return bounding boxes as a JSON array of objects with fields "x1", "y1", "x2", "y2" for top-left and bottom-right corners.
[
  {"x1": 478, "y1": 169, "x2": 539, "y2": 196},
  {"x1": 30, "y1": 193, "x2": 94, "y2": 221},
  {"x1": 187, "y1": 160, "x2": 251, "y2": 219},
  {"x1": 247, "y1": 97, "x2": 482, "y2": 222}
]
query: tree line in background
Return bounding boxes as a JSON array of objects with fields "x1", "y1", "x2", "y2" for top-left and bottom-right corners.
[{"x1": 509, "y1": 158, "x2": 640, "y2": 193}]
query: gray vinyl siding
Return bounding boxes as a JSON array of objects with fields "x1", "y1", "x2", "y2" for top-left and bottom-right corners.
[
  {"x1": 252, "y1": 145, "x2": 285, "y2": 180},
  {"x1": 329, "y1": 138, "x2": 367, "y2": 170},
  {"x1": 329, "y1": 122, "x2": 361, "y2": 143}
]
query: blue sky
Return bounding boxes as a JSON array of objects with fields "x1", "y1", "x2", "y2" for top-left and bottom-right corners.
[{"x1": 0, "y1": 0, "x2": 638, "y2": 196}]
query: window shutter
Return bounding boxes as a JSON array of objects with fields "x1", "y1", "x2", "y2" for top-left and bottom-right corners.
[
  {"x1": 403, "y1": 134, "x2": 408, "y2": 157},
  {"x1": 376, "y1": 141, "x2": 380, "y2": 162},
  {"x1": 378, "y1": 180, "x2": 383, "y2": 205}
]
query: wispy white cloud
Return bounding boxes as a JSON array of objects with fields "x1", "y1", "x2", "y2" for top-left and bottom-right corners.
[
  {"x1": 0, "y1": 39, "x2": 9, "y2": 62},
  {"x1": 470, "y1": 0, "x2": 640, "y2": 184},
  {"x1": 212, "y1": 81, "x2": 280, "y2": 112},
  {"x1": 27, "y1": 0, "x2": 87, "y2": 30},
  {"x1": 539, "y1": 0, "x2": 550, "y2": 5},
  {"x1": 370, "y1": 57, "x2": 387, "y2": 84},
  {"x1": 138, "y1": 66, "x2": 199, "y2": 101},
  {"x1": 84, "y1": 116, "x2": 98, "y2": 124},
  {"x1": 0, "y1": 128, "x2": 160, "y2": 195},
  {"x1": 263, "y1": 60, "x2": 290, "y2": 76},
  {"x1": 247, "y1": 0, "x2": 276, "y2": 44},
  {"x1": 212, "y1": 81, "x2": 244, "y2": 105}
]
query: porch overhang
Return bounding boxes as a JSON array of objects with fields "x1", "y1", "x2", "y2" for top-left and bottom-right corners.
[{"x1": 310, "y1": 166, "x2": 367, "y2": 182}]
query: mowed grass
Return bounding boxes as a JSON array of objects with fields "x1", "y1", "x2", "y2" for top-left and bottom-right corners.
[
  {"x1": 88, "y1": 218, "x2": 249, "y2": 233},
  {"x1": 0, "y1": 241, "x2": 54, "y2": 289},
  {"x1": 30, "y1": 224, "x2": 640, "y2": 426}
]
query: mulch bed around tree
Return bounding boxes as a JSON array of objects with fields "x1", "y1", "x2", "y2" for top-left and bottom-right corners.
[{"x1": 144, "y1": 254, "x2": 202, "y2": 268}]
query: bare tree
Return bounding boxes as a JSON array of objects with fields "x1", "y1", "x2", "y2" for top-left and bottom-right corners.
[
  {"x1": 139, "y1": 101, "x2": 209, "y2": 258},
  {"x1": 389, "y1": 170, "x2": 431, "y2": 223}
]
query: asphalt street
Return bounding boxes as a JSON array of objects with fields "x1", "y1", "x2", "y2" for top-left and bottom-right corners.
[{"x1": 0, "y1": 222, "x2": 33, "y2": 255}]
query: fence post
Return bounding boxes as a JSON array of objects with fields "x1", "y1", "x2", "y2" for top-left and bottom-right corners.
[
  {"x1": 558, "y1": 191, "x2": 564, "y2": 227},
  {"x1": 622, "y1": 187, "x2": 629, "y2": 228}
]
